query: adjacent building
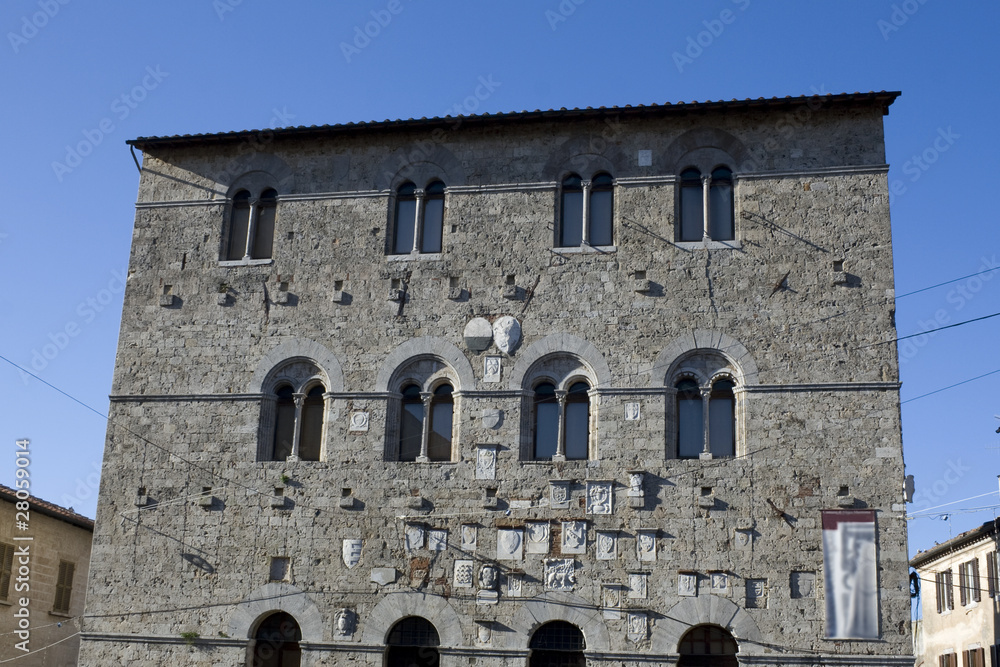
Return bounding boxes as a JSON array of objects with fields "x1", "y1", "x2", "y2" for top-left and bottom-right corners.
[
  {"x1": 1, "y1": 483, "x2": 94, "y2": 666},
  {"x1": 81, "y1": 91, "x2": 912, "y2": 665},
  {"x1": 911, "y1": 520, "x2": 1000, "y2": 667}
]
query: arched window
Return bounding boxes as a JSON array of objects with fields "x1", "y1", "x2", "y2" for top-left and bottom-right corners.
[
  {"x1": 272, "y1": 385, "x2": 295, "y2": 461},
  {"x1": 392, "y1": 183, "x2": 417, "y2": 254},
  {"x1": 677, "y1": 624, "x2": 738, "y2": 667},
  {"x1": 675, "y1": 377, "x2": 736, "y2": 459},
  {"x1": 678, "y1": 166, "x2": 735, "y2": 242},
  {"x1": 528, "y1": 621, "x2": 586, "y2": 667},
  {"x1": 268, "y1": 383, "x2": 326, "y2": 462},
  {"x1": 421, "y1": 180, "x2": 445, "y2": 253},
  {"x1": 392, "y1": 181, "x2": 446, "y2": 255},
  {"x1": 298, "y1": 385, "x2": 325, "y2": 461},
  {"x1": 250, "y1": 612, "x2": 301, "y2": 667},
  {"x1": 679, "y1": 168, "x2": 704, "y2": 242},
  {"x1": 559, "y1": 173, "x2": 615, "y2": 247},
  {"x1": 589, "y1": 172, "x2": 614, "y2": 246},
  {"x1": 532, "y1": 380, "x2": 591, "y2": 461},
  {"x1": 385, "y1": 616, "x2": 440, "y2": 667},
  {"x1": 226, "y1": 187, "x2": 277, "y2": 261},
  {"x1": 397, "y1": 383, "x2": 454, "y2": 462}
]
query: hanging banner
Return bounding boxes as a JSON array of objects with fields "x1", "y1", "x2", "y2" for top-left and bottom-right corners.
[{"x1": 822, "y1": 510, "x2": 879, "y2": 639}]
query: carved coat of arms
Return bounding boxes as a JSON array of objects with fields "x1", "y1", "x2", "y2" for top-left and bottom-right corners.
[{"x1": 342, "y1": 539, "x2": 362, "y2": 569}]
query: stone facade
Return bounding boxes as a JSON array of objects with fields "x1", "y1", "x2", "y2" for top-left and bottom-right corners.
[
  {"x1": 81, "y1": 92, "x2": 913, "y2": 665},
  {"x1": 0, "y1": 483, "x2": 94, "y2": 666},
  {"x1": 911, "y1": 520, "x2": 1000, "y2": 665}
]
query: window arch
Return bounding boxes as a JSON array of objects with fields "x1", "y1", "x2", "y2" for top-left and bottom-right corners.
[
  {"x1": 392, "y1": 180, "x2": 446, "y2": 255},
  {"x1": 558, "y1": 172, "x2": 614, "y2": 248},
  {"x1": 521, "y1": 354, "x2": 595, "y2": 461},
  {"x1": 677, "y1": 165, "x2": 735, "y2": 242},
  {"x1": 385, "y1": 616, "x2": 440, "y2": 667},
  {"x1": 226, "y1": 187, "x2": 278, "y2": 261},
  {"x1": 677, "y1": 624, "x2": 738, "y2": 667},
  {"x1": 249, "y1": 611, "x2": 301, "y2": 667},
  {"x1": 260, "y1": 360, "x2": 329, "y2": 462},
  {"x1": 668, "y1": 351, "x2": 742, "y2": 459},
  {"x1": 529, "y1": 621, "x2": 586, "y2": 666},
  {"x1": 387, "y1": 358, "x2": 460, "y2": 462}
]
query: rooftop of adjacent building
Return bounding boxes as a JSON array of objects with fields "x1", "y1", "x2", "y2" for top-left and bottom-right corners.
[
  {"x1": 910, "y1": 518, "x2": 1000, "y2": 568},
  {"x1": 0, "y1": 483, "x2": 95, "y2": 532},
  {"x1": 127, "y1": 90, "x2": 901, "y2": 149}
]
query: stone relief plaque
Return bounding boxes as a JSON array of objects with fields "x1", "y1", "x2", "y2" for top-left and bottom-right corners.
[
  {"x1": 483, "y1": 356, "x2": 502, "y2": 383},
  {"x1": 636, "y1": 530, "x2": 657, "y2": 562},
  {"x1": 678, "y1": 572, "x2": 697, "y2": 597},
  {"x1": 348, "y1": 411, "x2": 369, "y2": 432},
  {"x1": 627, "y1": 471, "x2": 644, "y2": 497},
  {"x1": 628, "y1": 572, "x2": 648, "y2": 599},
  {"x1": 454, "y1": 560, "x2": 474, "y2": 588},
  {"x1": 492, "y1": 316, "x2": 521, "y2": 354},
  {"x1": 461, "y1": 524, "x2": 478, "y2": 552},
  {"x1": 506, "y1": 572, "x2": 523, "y2": 598},
  {"x1": 602, "y1": 584, "x2": 622, "y2": 620},
  {"x1": 464, "y1": 317, "x2": 493, "y2": 352},
  {"x1": 735, "y1": 528, "x2": 752, "y2": 549},
  {"x1": 477, "y1": 565, "x2": 499, "y2": 605},
  {"x1": 497, "y1": 528, "x2": 524, "y2": 561},
  {"x1": 404, "y1": 524, "x2": 424, "y2": 553},
  {"x1": 476, "y1": 445, "x2": 498, "y2": 480},
  {"x1": 627, "y1": 611, "x2": 648, "y2": 643},
  {"x1": 586, "y1": 481, "x2": 613, "y2": 515},
  {"x1": 561, "y1": 521, "x2": 587, "y2": 555},
  {"x1": 544, "y1": 558, "x2": 576, "y2": 591},
  {"x1": 481, "y1": 408, "x2": 502, "y2": 430},
  {"x1": 342, "y1": 539, "x2": 362, "y2": 569},
  {"x1": 525, "y1": 521, "x2": 550, "y2": 554},
  {"x1": 427, "y1": 529, "x2": 447, "y2": 552},
  {"x1": 746, "y1": 578, "x2": 767, "y2": 608},
  {"x1": 549, "y1": 480, "x2": 571, "y2": 509},
  {"x1": 710, "y1": 571, "x2": 729, "y2": 595},
  {"x1": 596, "y1": 531, "x2": 617, "y2": 560},
  {"x1": 476, "y1": 620, "x2": 492, "y2": 645},
  {"x1": 624, "y1": 402, "x2": 641, "y2": 421},
  {"x1": 333, "y1": 608, "x2": 356, "y2": 638},
  {"x1": 790, "y1": 571, "x2": 815, "y2": 599}
]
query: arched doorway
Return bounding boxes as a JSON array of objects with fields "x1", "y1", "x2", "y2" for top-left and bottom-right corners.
[
  {"x1": 677, "y1": 624, "x2": 739, "y2": 667},
  {"x1": 385, "y1": 616, "x2": 440, "y2": 667},
  {"x1": 250, "y1": 611, "x2": 301, "y2": 667},
  {"x1": 528, "y1": 620, "x2": 586, "y2": 667}
]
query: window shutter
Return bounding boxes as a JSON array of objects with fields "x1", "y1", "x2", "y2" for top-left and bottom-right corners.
[
  {"x1": 973, "y1": 558, "x2": 982, "y2": 602},
  {"x1": 0, "y1": 543, "x2": 13, "y2": 600},
  {"x1": 960, "y1": 564, "x2": 969, "y2": 606},
  {"x1": 936, "y1": 572, "x2": 944, "y2": 613},
  {"x1": 989, "y1": 552, "x2": 998, "y2": 598},
  {"x1": 947, "y1": 570, "x2": 955, "y2": 610}
]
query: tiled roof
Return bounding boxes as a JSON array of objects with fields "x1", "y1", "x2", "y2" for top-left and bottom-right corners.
[
  {"x1": 910, "y1": 519, "x2": 998, "y2": 568},
  {"x1": 128, "y1": 90, "x2": 901, "y2": 149},
  {"x1": 0, "y1": 483, "x2": 95, "y2": 531}
]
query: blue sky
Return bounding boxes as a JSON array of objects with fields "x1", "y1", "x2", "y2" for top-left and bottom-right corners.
[{"x1": 1, "y1": 1, "x2": 997, "y2": 562}]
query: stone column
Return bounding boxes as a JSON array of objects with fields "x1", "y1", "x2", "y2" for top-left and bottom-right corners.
[
  {"x1": 417, "y1": 391, "x2": 433, "y2": 462},
  {"x1": 553, "y1": 390, "x2": 568, "y2": 462},
  {"x1": 288, "y1": 393, "x2": 304, "y2": 461},
  {"x1": 243, "y1": 197, "x2": 259, "y2": 260},
  {"x1": 701, "y1": 174, "x2": 712, "y2": 241},
  {"x1": 412, "y1": 188, "x2": 425, "y2": 253},
  {"x1": 580, "y1": 179, "x2": 592, "y2": 245},
  {"x1": 699, "y1": 386, "x2": 712, "y2": 460}
]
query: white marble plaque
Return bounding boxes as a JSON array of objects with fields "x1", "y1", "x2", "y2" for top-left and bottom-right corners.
[
  {"x1": 711, "y1": 571, "x2": 729, "y2": 595},
  {"x1": 348, "y1": 411, "x2": 369, "y2": 432},
  {"x1": 492, "y1": 316, "x2": 521, "y2": 354},
  {"x1": 602, "y1": 584, "x2": 622, "y2": 620},
  {"x1": 596, "y1": 531, "x2": 617, "y2": 560},
  {"x1": 636, "y1": 530, "x2": 656, "y2": 562},
  {"x1": 586, "y1": 481, "x2": 613, "y2": 515},
  {"x1": 678, "y1": 572, "x2": 697, "y2": 597},
  {"x1": 497, "y1": 528, "x2": 524, "y2": 561},
  {"x1": 561, "y1": 521, "x2": 587, "y2": 555},
  {"x1": 404, "y1": 524, "x2": 424, "y2": 552},
  {"x1": 624, "y1": 402, "x2": 641, "y2": 421},
  {"x1": 549, "y1": 480, "x2": 570, "y2": 509},
  {"x1": 525, "y1": 521, "x2": 550, "y2": 554},
  {"x1": 544, "y1": 558, "x2": 576, "y2": 590},
  {"x1": 481, "y1": 408, "x2": 502, "y2": 429},
  {"x1": 627, "y1": 611, "x2": 648, "y2": 643},
  {"x1": 627, "y1": 471, "x2": 644, "y2": 497},
  {"x1": 484, "y1": 356, "x2": 502, "y2": 383},
  {"x1": 628, "y1": 572, "x2": 648, "y2": 599},
  {"x1": 427, "y1": 529, "x2": 447, "y2": 551},
  {"x1": 476, "y1": 445, "x2": 497, "y2": 480},
  {"x1": 746, "y1": 578, "x2": 767, "y2": 608},
  {"x1": 461, "y1": 524, "x2": 478, "y2": 552},
  {"x1": 334, "y1": 609, "x2": 356, "y2": 638},
  {"x1": 476, "y1": 621, "x2": 492, "y2": 645},
  {"x1": 464, "y1": 317, "x2": 493, "y2": 351},
  {"x1": 454, "y1": 560, "x2": 474, "y2": 588},
  {"x1": 506, "y1": 572, "x2": 523, "y2": 598},
  {"x1": 342, "y1": 539, "x2": 362, "y2": 569}
]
